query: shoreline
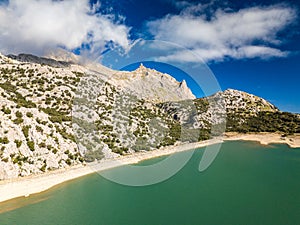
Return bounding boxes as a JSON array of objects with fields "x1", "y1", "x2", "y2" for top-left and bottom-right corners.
[
  {"x1": 0, "y1": 132, "x2": 299, "y2": 204},
  {"x1": 224, "y1": 132, "x2": 300, "y2": 148}
]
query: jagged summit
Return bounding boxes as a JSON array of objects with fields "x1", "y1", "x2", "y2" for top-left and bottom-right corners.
[
  {"x1": 109, "y1": 64, "x2": 196, "y2": 103},
  {"x1": 137, "y1": 63, "x2": 146, "y2": 71},
  {"x1": 1, "y1": 51, "x2": 298, "y2": 180}
]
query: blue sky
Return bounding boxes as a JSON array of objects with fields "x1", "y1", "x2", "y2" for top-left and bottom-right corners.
[
  {"x1": 98, "y1": 0, "x2": 300, "y2": 112},
  {"x1": 0, "y1": 0, "x2": 299, "y2": 112}
]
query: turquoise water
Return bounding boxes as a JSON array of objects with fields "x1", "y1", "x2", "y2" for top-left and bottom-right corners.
[{"x1": 0, "y1": 141, "x2": 300, "y2": 225}]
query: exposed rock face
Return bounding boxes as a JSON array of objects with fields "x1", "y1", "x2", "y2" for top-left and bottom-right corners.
[
  {"x1": 0, "y1": 52, "x2": 297, "y2": 180},
  {"x1": 0, "y1": 53, "x2": 85, "y2": 179},
  {"x1": 0, "y1": 53, "x2": 197, "y2": 179},
  {"x1": 109, "y1": 64, "x2": 196, "y2": 103},
  {"x1": 220, "y1": 89, "x2": 278, "y2": 113}
]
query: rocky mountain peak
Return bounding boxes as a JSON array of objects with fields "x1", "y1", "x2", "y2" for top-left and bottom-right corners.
[
  {"x1": 109, "y1": 65, "x2": 196, "y2": 103},
  {"x1": 1, "y1": 51, "x2": 297, "y2": 180},
  {"x1": 137, "y1": 63, "x2": 146, "y2": 71}
]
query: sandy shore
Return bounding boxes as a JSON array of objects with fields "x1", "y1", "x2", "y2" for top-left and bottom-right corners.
[
  {"x1": 224, "y1": 132, "x2": 300, "y2": 148},
  {"x1": 0, "y1": 133, "x2": 299, "y2": 203},
  {"x1": 0, "y1": 138, "x2": 222, "y2": 203}
]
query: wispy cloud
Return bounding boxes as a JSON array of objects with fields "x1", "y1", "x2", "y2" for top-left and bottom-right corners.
[
  {"x1": 147, "y1": 3, "x2": 297, "y2": 62},
  {"x1": 0, "y1": 0, "x2": 131, "y2": 55}
]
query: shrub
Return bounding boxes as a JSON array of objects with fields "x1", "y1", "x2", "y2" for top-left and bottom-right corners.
[
  {"x1": 36, "y1": 126, "x2": 43, "y2": 133},
  {"x1": 22, "y1": 125, "x2": 31, "y2": 139},
  {"x1": 64, "y1": 150, "x2": 70, "y2": 155},
  {"x1": 16, "y1": 111, "x2": 23, "y2": 118},
  {"x1": 2, "y1": 157, "x2": 9, "y2": 163},
  {"x1": 40, "y1": 163, "x2": 47, "y2": 172},
  {"x1": 66, "y1": 158, "x2": 72, "y2": 166},
  {"x1": 27, "y1": 140, "x2": 35, "y2": 151},
  {"x1": 13, "y1": 117, "x2": 24, "y2": 125},
  {"x1": 1, "y1": 106, "x2": 11, "y2": 114},
  {"x1": 0, "y1": 137, "x2": 9, "y2": 144},
  {"x1": 26, "y1": 112, "x2": 33, "y2": 117},
  {"x1": 38, "y1": 142, "x2": 46, "y2": 148},
  {"x1": 14, "y1": 139, "x2": 22, "y2": 148}
]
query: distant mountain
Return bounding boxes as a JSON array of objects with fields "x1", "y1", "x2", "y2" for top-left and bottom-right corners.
[
  {"x1": 0, "y1": 53, "x2": 299, "y2": 180},
  {"x1": 6, "y1": 53, "x2": 72, "y2": 67}
]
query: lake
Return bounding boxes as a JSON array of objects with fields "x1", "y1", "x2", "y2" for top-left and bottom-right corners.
[{"x1": 0, "y1": 141, "x2": 300, "y2": 225}]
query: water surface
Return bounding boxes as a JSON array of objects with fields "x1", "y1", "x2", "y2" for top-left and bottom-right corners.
[{"x1": 0, "y1": 141, "x2": 299, "y2": 225}]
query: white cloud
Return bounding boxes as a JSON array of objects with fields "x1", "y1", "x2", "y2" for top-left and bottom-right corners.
[
  {"x1": 147, "y1": 4, "x2": 297, "y2": 62},
  {"x1": 0, "y1": 0, "x2": 131, "y2": 55}
]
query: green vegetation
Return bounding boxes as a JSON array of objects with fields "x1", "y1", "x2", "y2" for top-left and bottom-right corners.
[
  {"x1": 11, "y1": 154, "x2": 28, "y2": 166},
  {"x1": 27, "y1": 140, "x2": 35, "y2": 151},
  {"x1": 36, "y1": 126, "x2": 43, "y2": 133},
  {"x1": 1, "y1": 106, "x2": 11, "y2": 114},
  {"x1": 65, "y1": 158, "x2": 72, "y2": 166},
  {"x1": 193, "y1": 98, "x2": 209, "y2": 112},
  {"x1": 14, "y1": 139, "x2": 22, "y2": 148},
  {"x1": 15, "y1": 111, "x2": 22, "y2": 118},
  {"x1": 42, "y1": 107, "x2": 71, "y2": 124},
  {"x1": 38, "y1": 142, "x2": 46, "y2": 148},
  {"x1": 13, "y1": 117, "x2": 24, "y2": 125},
  {"x1": 226, "y1": 111, "x2": 300, "y2": 134},
  {"x1": 26, "y1": 112, "x2": 33, "y2": 117},
  {"x1": 0, "y1": 136, "x2": 9, "y2": 144},
  {"x1": 13, "y1": 111, "x2": 24, "y2": 124},
  {"x1": 55, "y1": 125, "x2": 76, "y2": 142},
  {"x1": 40, "y1": 163, "x2": 47, "y2": 172},
  {"x1": 22, "y1": 125, "x2": 31, "y2": 140},
  {"x1": 84, "y1": 150, "x2": 103, "y2": 162},
  {"x1": 0, "y1": 82, "x2": 36, "y2": 108}
]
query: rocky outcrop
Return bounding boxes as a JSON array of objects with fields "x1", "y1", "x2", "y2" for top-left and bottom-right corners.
[
  {"x1": 0, "y1": 52, "x2": 297, "y2": 180},
  {"x1": 109, "y1": 64, "x2": 195, "y2": 103},
  {"x1": 220, "y1": 89, "x2": 278, "y2": 113}
]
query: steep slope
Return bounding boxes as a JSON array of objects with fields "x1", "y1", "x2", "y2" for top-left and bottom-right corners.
[
  {"x1": 0, "y1": 54, "x2": 87, "y2": 179},
  {"x1": 0, "y1": 52, "x2": 299, "y2": 180},
  {"x1": 109, "y1": 64, "x2": 195, "y2": 103},
  {"x1": 0, "y1": 53, "x2": 197, "y2": 179}
]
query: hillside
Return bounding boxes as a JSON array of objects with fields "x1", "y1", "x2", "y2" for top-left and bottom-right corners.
[{"x1": 0, "y1": 53, "x2": 299, "y2": 180}]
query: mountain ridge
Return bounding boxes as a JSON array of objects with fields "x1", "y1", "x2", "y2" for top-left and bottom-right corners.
[{"x1": 0, "y1": 52, "x2": 299, "y2": 180}]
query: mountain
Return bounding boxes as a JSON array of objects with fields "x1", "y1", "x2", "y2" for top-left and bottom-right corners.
[
  {"x1": 6, "y1": 53, "x2": 72, "y2": 67},
  {"x1": 0, "y1": 53, "x2": 299, "y2": 180},
  {"x1": 108, "y1": 64, "x2": 195, "y2": 103}
]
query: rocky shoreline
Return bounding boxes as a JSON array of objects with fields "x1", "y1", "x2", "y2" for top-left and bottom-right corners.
[{"x1": 0, "y1": 133, "x2": 299, "y2": 203}]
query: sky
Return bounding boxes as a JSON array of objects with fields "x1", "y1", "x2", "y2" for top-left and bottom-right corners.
[{"x1": 0, "y1": 0, "x2": 299, "y2": 112}]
